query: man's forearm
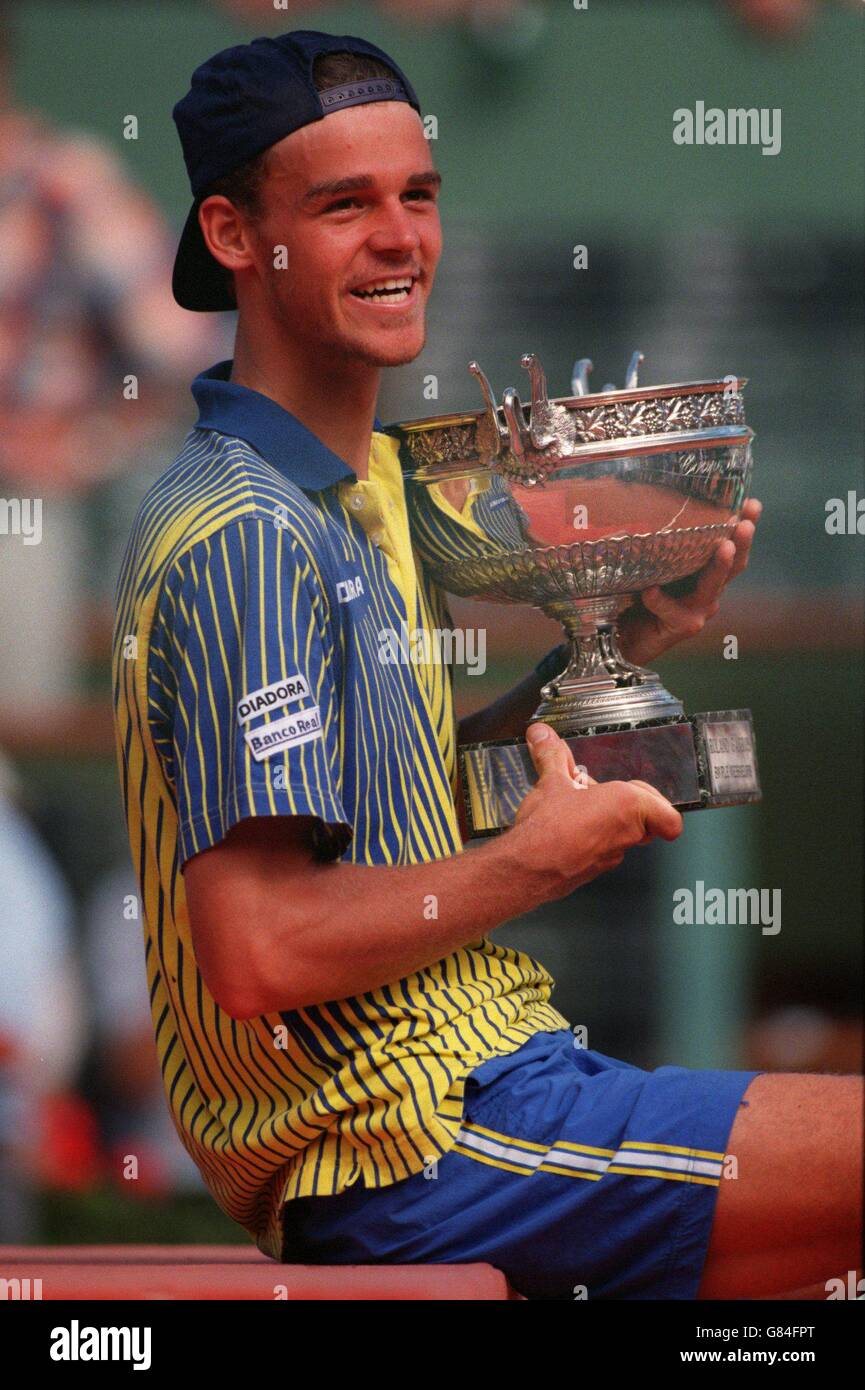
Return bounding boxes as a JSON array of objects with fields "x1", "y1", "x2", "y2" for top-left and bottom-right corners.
[
  {"x1": 458, "y1": 643, "x2": 568, "y2": 744},
  {"x1": 251, "y1": 824, "x2": 553, "y2": 1015}
]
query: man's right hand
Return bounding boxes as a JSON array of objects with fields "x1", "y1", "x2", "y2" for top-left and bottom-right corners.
[{"x1": 513, "y1": 721, "x2": 683, "y2": 897}]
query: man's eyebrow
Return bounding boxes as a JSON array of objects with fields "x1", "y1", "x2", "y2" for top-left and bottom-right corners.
[
  {"x1": 300, "y1": 170, "x2": 442, "y2": 204},
  {"x1": 301, "y1": 174, "x2": 374, "y2": 204},
  {"x1": 406, "y1": 170, "x2": 442, "y2": 189}
]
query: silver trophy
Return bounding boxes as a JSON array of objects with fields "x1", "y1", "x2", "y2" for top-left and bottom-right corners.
[{"x1": 392, "y1": 352, "x2": 761, "y2": 836}]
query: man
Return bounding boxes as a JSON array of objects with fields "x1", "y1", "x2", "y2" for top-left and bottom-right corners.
[{"x1": 112, "y1": 31, "x2": 861, "y2": 1297}]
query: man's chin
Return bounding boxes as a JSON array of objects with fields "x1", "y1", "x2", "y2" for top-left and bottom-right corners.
[{"x1": 349, "y1": 330, "x2": 427, "y2": 369}]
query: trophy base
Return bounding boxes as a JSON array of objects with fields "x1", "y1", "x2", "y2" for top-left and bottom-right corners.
[{"x1": 460, "y1": 710, "x2": 761, "y2": 838}]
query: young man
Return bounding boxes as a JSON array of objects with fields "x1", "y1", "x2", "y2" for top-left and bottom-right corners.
[{"x1": 113, "y1": 31, "x2": 861, "y2": 1298}]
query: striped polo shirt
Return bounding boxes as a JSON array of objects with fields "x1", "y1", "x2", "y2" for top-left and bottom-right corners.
[{"x1": 112, "y1": 359, "x2": 568, "y2": 1258}]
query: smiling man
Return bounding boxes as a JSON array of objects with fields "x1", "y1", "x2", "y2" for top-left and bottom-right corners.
[{"x1": 112, "y1": 31, "x2": 861, "y2": 1298}]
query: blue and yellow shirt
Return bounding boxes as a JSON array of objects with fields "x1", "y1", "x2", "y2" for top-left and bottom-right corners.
[{"x1": 112, "y1": 360, "x2": 568, "y2": 1258}]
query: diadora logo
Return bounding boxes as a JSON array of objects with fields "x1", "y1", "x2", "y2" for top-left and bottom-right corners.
[
  {"x1": 336, "y1": 575, "x2": 364, "y2": 603},
  {"x1": 237, "y1": 675, "x2": 310, "y2": 724}
]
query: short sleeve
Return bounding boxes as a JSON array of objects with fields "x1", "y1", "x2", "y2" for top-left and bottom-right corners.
[{"x1": 148, "y1": 516, "x2": 351, "y2": 865}]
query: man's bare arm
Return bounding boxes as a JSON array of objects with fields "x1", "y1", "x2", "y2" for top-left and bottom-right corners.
[
  {"x1": 186, "y1": 812, "x2": 547, "y2": 1018},
  {"x1": 457, "y1": 658, "x2": 562, "y2": 745},
  {"x1": 184, "y1": 725, "x2": 682, "y2": 1019}
]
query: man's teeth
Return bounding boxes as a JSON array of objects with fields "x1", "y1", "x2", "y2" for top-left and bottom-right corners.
[{"x1": 352, "y1": 278, "x2": 413, "y2": 302}]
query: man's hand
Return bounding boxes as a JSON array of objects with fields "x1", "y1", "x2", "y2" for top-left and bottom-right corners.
[
  {"x1": 616, "y1": 499, "x2": 762, "y2": 668},
  {"x1": 513, "y1": 723, "x2": 683, "y2": 897}
]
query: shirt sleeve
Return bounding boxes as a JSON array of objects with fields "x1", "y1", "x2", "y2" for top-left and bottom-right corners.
[{"x1": 148, "y1": 515, "x2": 351, "y2": 866}]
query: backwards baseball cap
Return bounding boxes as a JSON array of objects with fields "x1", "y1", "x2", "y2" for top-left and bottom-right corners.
[{"x1": 172, "y1": 30, "x2": 422, "y2": 312}]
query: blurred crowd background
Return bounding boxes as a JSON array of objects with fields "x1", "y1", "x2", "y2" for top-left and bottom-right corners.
[{"x1": 0, "y1": 0, "x2": 862, "y2": 1244}]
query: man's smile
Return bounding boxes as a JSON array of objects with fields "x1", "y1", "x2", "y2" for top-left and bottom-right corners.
[{"x1": 348, "y1": 273, "x2": 419, "y2": 306}]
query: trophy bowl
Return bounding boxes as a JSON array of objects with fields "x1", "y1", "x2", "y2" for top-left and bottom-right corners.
[{"x1": 389, "y1": 352, "x2": 760, "y2": 834}]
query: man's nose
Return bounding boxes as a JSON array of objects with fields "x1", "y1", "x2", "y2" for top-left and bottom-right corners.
[{"x1": 366, "y1": 198, "x2": 421, "y2": 256}]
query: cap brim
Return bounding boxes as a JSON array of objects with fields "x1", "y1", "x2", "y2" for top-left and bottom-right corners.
[{"x1": 172, "y1": 201, "x2": 234, "y2": 312}]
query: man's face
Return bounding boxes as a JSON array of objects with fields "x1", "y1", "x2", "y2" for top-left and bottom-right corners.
[{"x1": 242, "y1": 102, "x2": 442, "y2": 367}]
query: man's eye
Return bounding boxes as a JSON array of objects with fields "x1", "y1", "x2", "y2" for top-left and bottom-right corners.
[
  {"x1": 325, "y1": 198, "x2": 361, "y2": 212},
  {"x1": 404, "y1": 189, "x2": 434, "y2": 202}
]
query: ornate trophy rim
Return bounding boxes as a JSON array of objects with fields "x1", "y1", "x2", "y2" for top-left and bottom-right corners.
[
  {"x1": 389, "y1": 375, "x2": 748, "y2": 437},
  {"x1": 397, "y1": 423, "x2": 753, "y2": 482},
  {"x1": 389, "y1": 354, "x2": 751, "y2": 487}
]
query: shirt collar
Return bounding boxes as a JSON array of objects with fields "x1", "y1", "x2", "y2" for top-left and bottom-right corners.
[{"x1": 191, "y1": 360, "x2": 386, "y2": 491}]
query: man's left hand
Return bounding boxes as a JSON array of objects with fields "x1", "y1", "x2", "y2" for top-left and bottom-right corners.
[{"x1": 617, "y1": 499, "x2": 762, "y2": 668}]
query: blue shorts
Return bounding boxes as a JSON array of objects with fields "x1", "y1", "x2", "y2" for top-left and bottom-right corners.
[{"x1": 281, "y1": 1029, "x2": 761, "y2": 1299}]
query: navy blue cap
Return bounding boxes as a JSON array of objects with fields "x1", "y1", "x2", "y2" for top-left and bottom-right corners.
[{"x1": 172, "y1": 30, "x2": 422, "y2": 312}]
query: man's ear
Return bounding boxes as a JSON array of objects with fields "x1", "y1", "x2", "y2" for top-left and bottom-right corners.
[{"x1": 198, "y1": 195, "x2": 257, "y2": 277}]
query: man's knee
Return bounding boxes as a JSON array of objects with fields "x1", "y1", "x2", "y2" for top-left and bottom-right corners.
[
  {"x1": 698, "y1": 1072, "x2": 863, "y2": 1298},
  {"x1": 719, "y1": 1072, "x2": 863, "y2": 1229}
]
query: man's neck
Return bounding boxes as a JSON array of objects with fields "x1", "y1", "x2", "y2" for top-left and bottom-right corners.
[{"x1": 230, "y1": 319, "x2": 380, "y2": 480}]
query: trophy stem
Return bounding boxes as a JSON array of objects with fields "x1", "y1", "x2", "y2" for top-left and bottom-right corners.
[{"x1": 535, "y1": 597, "x2": 685, "y2": 734}]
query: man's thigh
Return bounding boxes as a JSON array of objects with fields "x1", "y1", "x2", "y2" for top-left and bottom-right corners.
[
  {"x1": 698, "y1": 1072, "x2": 864, "y2": 1299},
  {"x1": 284, "y1": 1030, "x2": 761, "y2": 1299}
]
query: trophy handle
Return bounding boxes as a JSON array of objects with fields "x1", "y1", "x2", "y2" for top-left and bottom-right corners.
[
  {"x1": 501, "y1": 387, "x2": 534, "y2": 471},
  {"x1": 521, "y1": 352, "x2": 576, "y2": 455},
  {"x1": 625, "y1": 350, "x2": 645, "y2": 390},
  {"x1": 571, "y1": 358, "x2": 593, "y2": 396},
  {"x1": 468, "y1": 360, "x2": 503, "y2": 462}
]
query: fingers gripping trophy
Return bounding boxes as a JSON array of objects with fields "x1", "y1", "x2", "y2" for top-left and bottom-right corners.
[{"x1": 393, "y1": 351, "x2": 761, "y2": 836}]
